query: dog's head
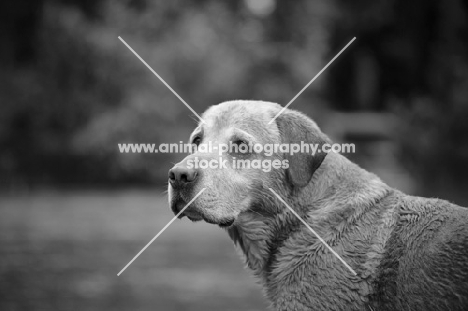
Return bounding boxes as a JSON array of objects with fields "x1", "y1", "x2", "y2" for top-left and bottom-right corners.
[{"x1": 168, "y1": 100, "x2": 330, "y2": 227}]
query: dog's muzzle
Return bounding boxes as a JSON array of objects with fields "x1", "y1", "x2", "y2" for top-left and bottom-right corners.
[{"x1": 168, "y1": 162, "x2": 199, "y2": 215}]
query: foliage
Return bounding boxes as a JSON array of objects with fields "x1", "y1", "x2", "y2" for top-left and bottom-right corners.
[
  {"x1": 1, "y1": 0, "x2": 468, "y2": 192},
  {"x1": 0, "y1": 0, "x2": 331, "y2": 186}
]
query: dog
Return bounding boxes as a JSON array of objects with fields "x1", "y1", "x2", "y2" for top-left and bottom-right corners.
[{"x1": 168, "y1": 100, "x2": 468, "y2": 310}]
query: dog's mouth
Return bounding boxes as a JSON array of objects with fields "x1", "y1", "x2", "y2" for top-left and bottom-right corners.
[
  {"x1": 173, "y1": 201, "x2": 235, "y2": 228},
  {"x1": 203, "y1": 216, "x2": 235, "y2": 228},
  {"x1": 217, "y1": 218, "x2": 235, "y2": 228},
  {"x1": 185, "y1": 213, "x2": 235, "y2": 228},
  {"x1": 177, "y1": 207, "x2": 203, "y2": 221}
]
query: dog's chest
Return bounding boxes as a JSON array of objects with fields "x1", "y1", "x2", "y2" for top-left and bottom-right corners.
[{"x1": 261, "y1": 207, "x2": 394, "y2": 310}]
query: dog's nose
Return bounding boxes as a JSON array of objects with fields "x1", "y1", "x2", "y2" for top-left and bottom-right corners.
[{"x1": 168, "y1": 166, "x2": 198, "y2": 188}]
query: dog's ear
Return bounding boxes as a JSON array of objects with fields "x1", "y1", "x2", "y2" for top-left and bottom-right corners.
[{"x1": 275, "y1": 110, "x2": 331, "y2": 187}]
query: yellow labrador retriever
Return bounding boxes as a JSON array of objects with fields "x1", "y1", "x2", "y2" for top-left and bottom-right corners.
[{"x1": 168, "y1": 100, "x2": 468, "y2": 311}]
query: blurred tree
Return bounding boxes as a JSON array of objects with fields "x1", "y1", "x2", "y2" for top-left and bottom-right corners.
[
  {"x1": 70, "y1": 0, "x2": 333, "y2": 185},
  {"x1": 0, "y1": 0, "x2": 121, "y2": 187},
  {"x1": 14, "y1": 0, "x2": 468, "y2": 192},
  {"x1": 331, "y1": 0, "x2": 468, "y2": 200}
]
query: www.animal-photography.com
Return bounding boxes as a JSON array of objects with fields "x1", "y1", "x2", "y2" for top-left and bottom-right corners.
[{"x1": 1, "y1": 1, "x2": 467, "y2": 310}]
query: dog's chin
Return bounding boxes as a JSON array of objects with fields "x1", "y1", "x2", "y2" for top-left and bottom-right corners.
[
  {"x1": 171, "y1": 199, "x2": 236, "y2": 228},
  {"x1": 186, "y1": 210, "x2": 236, "y2": 228},
  {"x1": 187, "y1": 212, "x2": 235, "y2": 228},
  {"x1": 202, "y1": 216, "x2": 235, "y2": 228},
  {"x1": 176, "y1": 206, "x2": 204, "y2": 221},
  {"x1": 186, "y1": 215, "x2": 203, "y2": 222},
  {"x1": 183, "y1": 210, "x2": 203, "y2": 222},
  {"x1": 217, "y1": 218, "x2": 235, "y2": 228}
]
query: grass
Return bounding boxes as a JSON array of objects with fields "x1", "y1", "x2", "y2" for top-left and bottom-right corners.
[{"x1": 0, "y1": 190, "x2": 268, "y2": 311}]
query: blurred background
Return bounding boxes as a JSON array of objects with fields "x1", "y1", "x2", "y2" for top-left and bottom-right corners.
[{"x1": 1, "y1": 0, "x2": 468, "y2": 310}]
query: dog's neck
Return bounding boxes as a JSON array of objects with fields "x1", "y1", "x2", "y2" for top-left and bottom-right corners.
[{"x1": 227, "y1": 152, "x2": 391, "y2": 282}]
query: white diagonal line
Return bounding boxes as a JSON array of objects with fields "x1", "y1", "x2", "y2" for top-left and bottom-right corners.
[
  {"x1": 269, "y1": 37, "x2": 356, "y2": 124},
  {"x1": 117, "y1": 188, "x2": 206, "y2": 276},
  {"x1": 118, "y1": 36, "x2": 206, "y2": 124},
  {"x1": 268, "y1": 188, "x2": 357, "y2": 276}
]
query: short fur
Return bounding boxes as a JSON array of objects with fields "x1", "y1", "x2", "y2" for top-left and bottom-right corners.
[{"x1": 168, "y1": 100, "x2": 468, "y2": 310}]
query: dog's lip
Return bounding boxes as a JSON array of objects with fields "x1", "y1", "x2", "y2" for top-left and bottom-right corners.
[
  {"x1": 173, "y1": 200, "x2": 200, "y2": 219},
  {"x1": 173, "y1": 199, "x2": 235, "y2": 227},
  {"x1": 173, "y1": 200, "x2": 187, "y2": 218},
  {"x1": 200, "y1": 216, "x2": 235, "y2": 228},
  {"x1": 178, "y1": 209, "x2": 201, "y2": 220},
  {"x1": 218, "y1": 218, "x2": 235, "y2": 228},
  {"x1": 180, "y1": 207, "x2": 203, "y2": 221}
]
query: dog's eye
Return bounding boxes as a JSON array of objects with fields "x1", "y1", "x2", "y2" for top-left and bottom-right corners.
[
  {"x1": 192, "y1": 136, "x2": 201, "y2": 146},
  {"x1": 232, "y1": 139, "x2": 250, "y2": 154},
  {"x1": 233, "y1": 139, "x2": 248, "y2": 147}
]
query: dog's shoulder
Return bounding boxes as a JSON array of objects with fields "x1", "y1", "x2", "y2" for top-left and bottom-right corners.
[{"x1": 372, "y1": 194, "x2": 468, "y2": 310}]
